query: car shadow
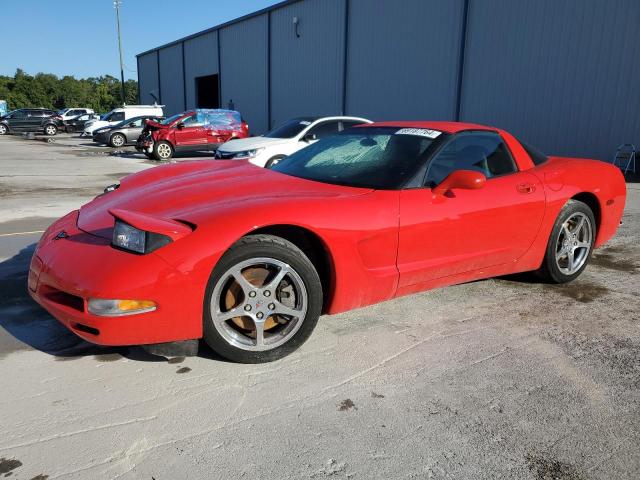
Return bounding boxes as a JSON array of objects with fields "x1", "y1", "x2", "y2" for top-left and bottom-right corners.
[{"x1": 0, "y1": 244, "x2": 163, "y2": 362}]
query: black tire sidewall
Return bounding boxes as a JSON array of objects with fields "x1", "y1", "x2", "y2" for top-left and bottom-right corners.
[
  {"x1": 542, "y1": 200, "x2": 596, "y2": 283},
  {"x1": 202, "y1": 235, "x2": 323, "y2": 363}
]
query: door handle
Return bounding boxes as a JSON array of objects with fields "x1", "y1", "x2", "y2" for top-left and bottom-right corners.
[{"x1": 517, "y1": 183, "x2": 536, "y2": 194}]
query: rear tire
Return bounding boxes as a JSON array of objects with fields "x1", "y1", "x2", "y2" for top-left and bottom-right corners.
[
  {"x1": 109, "y1": 133, "x2": 126, "y2": 148},
  {"x1": 153, "y1": 141, "x2": 174, "y2": 161},
  {"x1": 0, "y1": 124, "x2": 7, "y2": 135},
  {"x1": 536, "y1": 199, "x2": 596, "y2": 283},
  {"x1": 66, "y1": 125, "x2": 75, "y2": 134},
  {"x1": 203, "y1": 234, "x2": 323, "y2": 363},
  {"x1": 44, "y1": 124, "x2": 57, "y2": 136}
]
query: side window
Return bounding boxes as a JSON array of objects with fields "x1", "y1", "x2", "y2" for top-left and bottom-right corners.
[
  {"x1": 11, "y1": 110, "x2": 25, "y2": 119},
  {"x1": 111, "y1": 112, "x2": 125, "y2": 122},
  {"x1": 425, "y1": 132, "x2": 517, "y2": 186},
  {"x1": 307, "y1": 121, "x2": 340, "y2": 140},
  {"x1": 181, "y1": 115, "x2": 200, "y2": 126},
  {"x1": 130, "y1": 119, "x2": 143, "y2": 127}
]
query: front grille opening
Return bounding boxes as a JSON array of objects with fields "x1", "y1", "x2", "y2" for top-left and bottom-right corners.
[
  {"x1": 72, "y1": 323, "x2": 100, "y2": 336},
  {"x1": 41, "y1": 286, "x2": 84, "y2": 312}
]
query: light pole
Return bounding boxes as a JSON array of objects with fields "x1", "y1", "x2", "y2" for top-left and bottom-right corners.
[{"x1": 114, "y1": 0, "x2": 126, "y2": 105}]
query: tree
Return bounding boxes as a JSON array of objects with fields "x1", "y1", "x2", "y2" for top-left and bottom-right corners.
[{"x1": 0, "y1": 69, "x2": 138, "y2": 112}]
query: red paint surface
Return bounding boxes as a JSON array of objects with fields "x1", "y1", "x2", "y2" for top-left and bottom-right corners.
[{"x1": 29, "y1": 122, "x2": 627, "y2": 346}]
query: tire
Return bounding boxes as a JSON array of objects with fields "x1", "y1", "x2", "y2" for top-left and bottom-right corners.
[
  {"x1": 153, "y1": 141, "x2": 174, "y2": 161},
  {"x1": 66, "y1": 125, "x2": 75, "y2": 134},
  {"x1": 264, "y1": 155, "x2": 286, "y2": 169},
  {"x1": 203, "y1": 234, "x2": 323, "y2": 363},
  {"x1": 44, "y1": 124, "x2": 57, "y2": 136},
  {"x1": 109, "y1": 133, "x2": 126, "y2": 148},
  {"x1": 0, "y1": 124, "x2": 7, "y2": 135},
  {"x1": 536, "y1": 199, "x2": 596, "y2": 283}
]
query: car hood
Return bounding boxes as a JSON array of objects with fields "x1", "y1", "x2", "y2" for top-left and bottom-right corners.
[
  {"x1": 85, "y1": 120, "x2": 110, "y2": 131},
  {"x1": 218, "y1": 136, "x2": 292, "y2": 152},
  {"x1": 77, "y1": 160, "x2": 373, "y2": 239}
]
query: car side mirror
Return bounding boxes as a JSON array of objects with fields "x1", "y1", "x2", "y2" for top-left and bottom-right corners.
[
  {"x1": 303, "y1": 133, "x2": 317, "y2": 143},
  {"x1": 432, "y1": 170, "x2": 486, "y2": 196}
]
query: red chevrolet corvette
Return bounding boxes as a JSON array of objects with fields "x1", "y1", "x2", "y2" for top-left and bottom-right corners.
[{"x1": 29, "y1": 121, "x2": 626, "y2": 363}]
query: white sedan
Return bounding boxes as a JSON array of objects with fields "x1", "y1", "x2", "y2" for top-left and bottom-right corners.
[{"x1": 215, "y1": 116, "x2": 372, "y2": 167}]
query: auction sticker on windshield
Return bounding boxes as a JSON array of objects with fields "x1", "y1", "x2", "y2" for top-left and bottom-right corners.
[{"x1": 395, "y1": 128, "x2": 442, "y2": 139}]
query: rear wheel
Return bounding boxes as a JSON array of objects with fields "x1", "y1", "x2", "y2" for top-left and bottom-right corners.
[
  {"x1": 203, "y1": 234, "x2": 322, "y2": 363},
  {"x1": 66, "y1": 125, "x2": 75, "y2": 134},
  {"x1": 0, "y1": 124, "x2": 7, "y2": 135},
  {"x1": 153, "y1": 141, "x2": 173, "y2": 161},
  {"x1": 44, "y1": 124, "x2": 57, "y2": 136},
  {"x1": 536, "y1": 199, "x2": 596, "y2": 283},
  {"x1": 109, "y1": 133, "x2": 126, "y2": 148}
]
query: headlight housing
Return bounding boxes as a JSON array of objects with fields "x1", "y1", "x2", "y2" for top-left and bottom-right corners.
[
  {"x1": 230, "y1": 148, "x2": 265, "y2": 159},
  {"x1": 112, "y1": 220, "x2": 172, "y2": 254}
]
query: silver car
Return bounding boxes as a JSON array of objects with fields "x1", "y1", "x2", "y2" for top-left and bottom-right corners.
[{"x1": 92, "y1": 115, "x2": 163, "y2": 148}]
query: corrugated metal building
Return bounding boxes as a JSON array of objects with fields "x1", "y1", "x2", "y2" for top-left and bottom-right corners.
[{"x1": 137, "y1": 0, "x2": 640, "y2": 161}]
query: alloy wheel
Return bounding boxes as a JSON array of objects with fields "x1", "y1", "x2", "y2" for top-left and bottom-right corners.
[
  {"x1": 157, "y1": 143, "x2": 172, "y2": 159},
  {"x1": 45, "y1": 125, "x2": 56, "y2": 135},
  {"x1": 554, "y1": 212, "x2": 592, "y2": 275},
  {"x1": 210, "y1": 257, "x2": 308, "y2": 351},
  {"x1": 0, "y1": 125, "x2": 6, "y2": 135},
  {"x1": 112, "y1": 134, "x2": 125, "y2": 147}
]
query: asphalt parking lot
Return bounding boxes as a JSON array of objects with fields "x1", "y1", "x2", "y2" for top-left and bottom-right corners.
[{"x1": 0, "y1": 133, "x2": 639, "y2": 480}]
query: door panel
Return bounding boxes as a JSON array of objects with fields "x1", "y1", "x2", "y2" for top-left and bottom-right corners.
[{"x1": 398, "y1": 171, "x2": 545, "y2": 287}]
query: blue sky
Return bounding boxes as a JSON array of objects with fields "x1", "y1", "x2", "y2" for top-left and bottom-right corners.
[{"x1": 1, "y1": 0, "x2": 280, "y2": 80}]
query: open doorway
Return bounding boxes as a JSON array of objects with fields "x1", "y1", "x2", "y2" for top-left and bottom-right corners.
[{"x1": 195, "y1": 74, "x2": 219, "y2": 108}]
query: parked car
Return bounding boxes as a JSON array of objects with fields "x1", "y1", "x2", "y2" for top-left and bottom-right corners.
[
  {"x1": 216, "y1": 116, "x2": 372, "y2": 168},
  {"x1": 92, "y1": 115, "x2": 164, "y2": 147},
  {"x1": 29, "y1": 121, "x2": 626, "y2": 363},
  {"x1": 0, "y1": 108, "x2": 62, "y2": 135},
  {"x1": 65, "y1": 113, "x2": 101, "y2": 134},
  {"x1": 83, "y1": 105, "x2": 164, "y2": 136},
  {"x1": 57, "y1": 108, "x2": 94, "y2": 122},
  {"x1": 136, "y1": 109, "x2": 249, "y2": 161}
]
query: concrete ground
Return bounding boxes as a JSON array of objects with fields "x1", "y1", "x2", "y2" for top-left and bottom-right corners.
[{"x1": 0, "y1": 133, "x2": 638, "y2": 480}]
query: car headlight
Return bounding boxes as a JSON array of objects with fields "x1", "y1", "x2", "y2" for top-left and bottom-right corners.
[
  {"x1": 112, "y1": 220, "x2": 172, "y2": 254},
  {"x1": 231, "y1": 148, "x2": 264, "y2": 159}
]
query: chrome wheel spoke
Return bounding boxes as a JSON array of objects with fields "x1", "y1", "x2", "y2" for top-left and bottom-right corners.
[
  {"x1": 230, "y1": 268, "x2": 255, "y2": 297},
  {"x1": 567, "y1": 249, "x2": 576, "y2": 270},
  {"x1": 216, "y1": 306, "x2": 246, "y2": 324},
  {"x1": 253, "y1": 320, "x2": 265, "y2": 347},
  {"x1": 263, "y1": 265, "x2": 291, "y2": 291},
  {"x1": 272, "y1": 300, "x2": 302, "y2": 319}
]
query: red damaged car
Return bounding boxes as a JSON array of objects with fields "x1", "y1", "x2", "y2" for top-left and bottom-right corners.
[
  {"x1": 29, "y1": 121, "x2": 626, "y2": 363},
  {"x1": 136, "y1": 109, "x2": 249, "y2": 161}
]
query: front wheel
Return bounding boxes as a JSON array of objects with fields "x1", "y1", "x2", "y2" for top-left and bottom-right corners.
[
  {"x1": 203, "y1": 234, "x2": 323, "y2": 363},
  {"x1": 0, "y1": 124, "x2": 7, "y2": 135},
  {"x1": 44, "y1": 124, "x2": 58, "y2": 136},
  {"x1": 109, "y1": 133, "x2": 126, "y2": 148},
  {"x1": 536, "y1": 199, "x2": 596, "y2": 283},
  {"x1": 153, "y1": 141, "x2": 173, "y2": 161}
]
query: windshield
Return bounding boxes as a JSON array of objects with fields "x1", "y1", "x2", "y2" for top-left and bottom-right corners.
[
  {"x1": 264, "y1": 118, "x2": 314, "y2": 139},
  {"x1": 161, "y1": 113, "x2": 184, "y2": 125},
  {"x1": 57, "y1": 109, "x2": 69, "y2": 115},
  {"x1": 270, "y1": 126, "x2": 443, "y2": 189}
]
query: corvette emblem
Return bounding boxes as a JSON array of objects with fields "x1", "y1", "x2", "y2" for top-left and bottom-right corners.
[{"x1": 54, "y1": 231, "x2": 69, "y2": 241}]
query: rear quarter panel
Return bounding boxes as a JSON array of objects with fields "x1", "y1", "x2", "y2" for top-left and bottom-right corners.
[{"x1": 517, "y1": 157, "x2": 626, "y2": 270}]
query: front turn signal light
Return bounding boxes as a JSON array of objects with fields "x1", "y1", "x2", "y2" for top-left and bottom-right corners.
[{"x1": 88, "y1": 298, "x2": 157, "y2": 317}]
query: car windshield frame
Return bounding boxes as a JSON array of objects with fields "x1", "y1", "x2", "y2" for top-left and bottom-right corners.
[
  {"x1": 270, "y1": 126, "x2": 446, "y2": 190},
  {"x1": 264, "y1": 118, "x2": 316, "y2": 139}
]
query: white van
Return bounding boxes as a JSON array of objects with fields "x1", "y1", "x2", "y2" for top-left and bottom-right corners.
[
  {"x1": 83, "y1": 105, "x2": 164, "y2": 136},
  {"x1": 57, "y1": 108, "x2": 95, "y2": 121}
]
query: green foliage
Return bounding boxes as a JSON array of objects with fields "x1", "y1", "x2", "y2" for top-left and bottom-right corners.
[{"x1": 0, "y1": 69, "x2": 139, "y2": 113}]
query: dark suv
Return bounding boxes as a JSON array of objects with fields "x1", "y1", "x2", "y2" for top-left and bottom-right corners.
[{"x1": 0, "y1": 108, "x2": 62, "y2": 136}]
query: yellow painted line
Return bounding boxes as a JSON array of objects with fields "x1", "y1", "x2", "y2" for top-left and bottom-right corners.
[{"x1": 0, "y1": 230, "x2": 45, "y2": 238}]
